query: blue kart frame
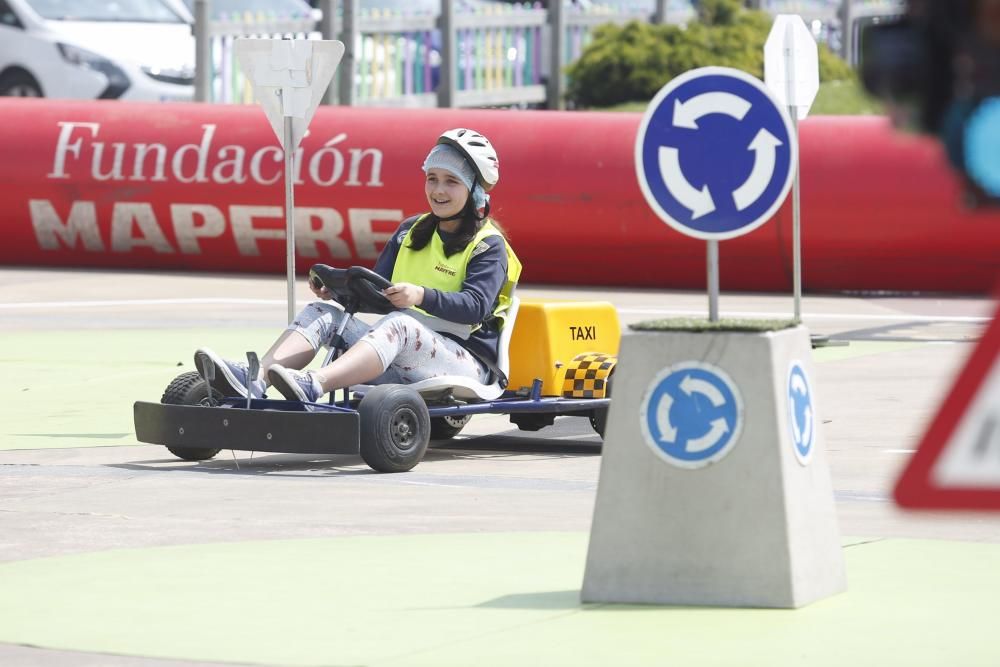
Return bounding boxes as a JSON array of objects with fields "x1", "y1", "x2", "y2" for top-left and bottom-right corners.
[{"x1": 133, "y1": 265, "x2": 611, "y2": 472}]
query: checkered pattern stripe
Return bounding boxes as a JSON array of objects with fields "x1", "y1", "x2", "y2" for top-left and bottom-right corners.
[{"x1": 562, "y1": 353, "x2": 616, "y2": 398}]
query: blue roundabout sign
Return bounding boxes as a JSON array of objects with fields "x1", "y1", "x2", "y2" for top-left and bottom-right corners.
[
  {"x1": 634, "y1": 66, "x2": 797, "y2": 240},
  {"x1": 639, "y1": 362, "x2": 744, "y2": 469},
  {"x1": 787, "y1": 361, "x2": 815, "y2": 465}
]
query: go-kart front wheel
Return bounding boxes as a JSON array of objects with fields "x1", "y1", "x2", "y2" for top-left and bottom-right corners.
[
  {"x1": 358, "y1": 384, "x2": 430, "y2": 473},
  {"x1": 160, "y1": 371, "x2": 223, "y2": 461}
]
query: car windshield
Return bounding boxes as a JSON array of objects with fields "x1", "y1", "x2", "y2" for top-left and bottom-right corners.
[
  {"x1": 24, "y1": 0, "x2": 184, "y2": 22},
  {"x1": 178, "y1": 0, "x2": 312, "y2": 14},
  {"x1": 178, "y1": 0, "x2": 490, "y2": 15}
]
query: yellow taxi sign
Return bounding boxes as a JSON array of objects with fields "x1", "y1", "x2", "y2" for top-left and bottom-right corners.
[{"x1": 508, "y1": 301, "x2": 620, "y2": 396}]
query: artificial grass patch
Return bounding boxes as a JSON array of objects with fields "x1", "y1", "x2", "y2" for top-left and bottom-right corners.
[{"x1": 630, "y1": 317, "x2": 798, "y2": 333}]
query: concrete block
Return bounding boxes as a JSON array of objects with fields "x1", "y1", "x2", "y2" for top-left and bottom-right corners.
[{"x1": 582, "y1": 325, "x2": 846, "y2": 608}]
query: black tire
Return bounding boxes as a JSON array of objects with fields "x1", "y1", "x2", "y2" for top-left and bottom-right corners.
[
  {"x1": 0, "y1": 70, "x2": 42, "y2": 97},
  {"x1": 589, "y1": 372, "x2": 614, "y2": 439},
  {"x1": 510, "y1": 413, "x2": 556, "y2": 432},
  {"x1": 430, "y1": 415, "x2": 471, "y2": 440},
  {"x1": 160, "y1": 371, "x2": 222, "y2": 461},
  {"x1": 358, "y1": 384, "x2": 430, "y2": 473}
]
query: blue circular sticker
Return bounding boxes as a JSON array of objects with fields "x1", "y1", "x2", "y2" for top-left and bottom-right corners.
[
  {"x1": 787, "y1": 361, "x2": 814, "y2": 465},
  {"x1": 639, "y1": 362, "x2": 744, "y2": 468},
  {"x1": 634, "y1": 66, "x2": 797, "y2": 240},
  {"x1": 964, "y1": 97, "x2": 1000, "y2": 197}
]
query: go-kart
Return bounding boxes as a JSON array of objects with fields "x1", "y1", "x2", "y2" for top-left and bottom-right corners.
[{"x1": 133, "y1": 265, "x2": 618, "y2": 472}]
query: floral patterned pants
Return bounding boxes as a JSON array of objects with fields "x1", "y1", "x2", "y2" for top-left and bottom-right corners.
[{"x1": 288, "y1": 302, "x2": 489, "y2": 385}]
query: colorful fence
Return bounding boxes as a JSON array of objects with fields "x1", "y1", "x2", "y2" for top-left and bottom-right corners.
[
  {"x1": 194, "y1": 1, "x2": 883, "y2": 108},
  {"x1": 198, "y1": 2, "x2": 695, "y2": 108},
  {"x1": 205, "y1": 10, "x2": 315, "y2": 104},
  {"x1": 454, "y1": 5, "x2": 545, "y2": 95},
  {"x1": 354, "y1": 8, "x2": 438, "y2": 104},
  {"x1": 352, "y1": 3, "x2": 548, "y2": 106}
]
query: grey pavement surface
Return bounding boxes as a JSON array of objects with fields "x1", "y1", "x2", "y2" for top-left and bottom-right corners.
[{"x1": 1, "y1": 266, "x2": 999, "y2": 665}]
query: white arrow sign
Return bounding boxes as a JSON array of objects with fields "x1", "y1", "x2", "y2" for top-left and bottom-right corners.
[
  {"x1": 792, "y1": 405, "x2": 813, "y2": 447},
  {"x1": 687, "y1": 418, "x2": 730, "y2": 453},
  {"x1": 733, "y1": 128, "x2": 783, "y2": 211},
  {"x1": 235, "y1": 38, "x2": 345, "y2": 151},
  {"x1": 658, "y1": 146, "x2": 715, "y2": 219},
  {"x1": 672, "y1": 92, "x2": 752, "y2": 129},
  {"x1": 680, "y1": 374, "x2": 726, "y2": 407},
  {"x1": 764, "y1": 14, "x2": 819, "y2": 120},
  {"x1": 656, "y1": 392, "x2": 678, "y2": 444}
]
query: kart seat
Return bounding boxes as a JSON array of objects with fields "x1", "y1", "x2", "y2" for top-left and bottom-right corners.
[{"x1": 354, "y1": 295, "x2": 520, "y2": 402}]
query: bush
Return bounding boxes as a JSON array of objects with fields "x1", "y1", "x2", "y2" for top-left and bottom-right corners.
[{"x1": 565, "y1": 3, "x2": 855, "y2": 109}]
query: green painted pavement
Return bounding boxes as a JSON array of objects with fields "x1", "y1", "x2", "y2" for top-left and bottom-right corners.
[
  {"x1": 1, "y1": 329, "x2": 273, "y2": 451},
  {"x1": 0, "y1": 533, "x2": 997, "y2": 666},
  {"x1": 812, "y1": 339, "x2": 932, "y2": 363},
  {"x1": 2, "y1": 330, "x2": 938, "y2": 451}
]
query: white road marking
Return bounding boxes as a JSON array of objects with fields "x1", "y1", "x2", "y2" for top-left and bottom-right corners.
[
  {"x1": 886, "y1": 449, "x2": 917, "y2": 454},
  {"x1": 0, "y1": 298, "x2": 286, "y2": 309},
  {"x1": 0, "y1": 298, "x2": 990, "y2": 325},
  {"x1": 617, "y1": 307, "x2": 990, "y2": 324},
  {"x1": 398, "y1": 479, "x2": 470, "y2": 489}
]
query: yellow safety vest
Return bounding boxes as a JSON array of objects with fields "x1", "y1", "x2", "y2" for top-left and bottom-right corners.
[{"x1": 391, "y1": 215, "x2": 522, "y2": 331}]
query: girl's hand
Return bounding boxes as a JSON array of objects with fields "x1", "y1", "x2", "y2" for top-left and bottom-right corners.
[
  {"x1": 309, "y1": 279, "x2": 333, "y2": 301},
  {"x1": 382, "y1": 282, "x2": 425, "y2": 308}
]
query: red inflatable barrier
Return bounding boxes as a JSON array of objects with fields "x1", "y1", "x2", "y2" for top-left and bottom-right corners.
[{"x1": 0, "y1": 98, "x2": 997, "y2": 292}]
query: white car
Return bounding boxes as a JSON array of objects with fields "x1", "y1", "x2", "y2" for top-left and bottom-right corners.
[{"x1": 0, "y1": 0, "x2": 195, "y2": 100}]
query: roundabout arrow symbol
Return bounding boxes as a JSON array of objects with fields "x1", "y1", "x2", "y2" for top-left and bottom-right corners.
[
  {"x1": 658, "y1": 146, "x2": 715, "y2": 219},
  {"x1": 686, "y1": 417, "x2": 729, "y2": 453},
  {"x1": 673, "y1": 92, "x2": 753, "y2": 129},
  {"x1": 733, "y1": 129, "x2": 782, "y2": 211},
  {"x1": 789, "y1": 369, "x2": 813, "y2": 451},
  {"x1": 655, "y1": 392, "x2": 678, "y2": 444},
  {"x1": 792, "y1": 403, "x2": 813, "y2": 445},
  {"x1": 680, "y1": 374, "x2": 726, "y2": 407},
  {"x1": 791, "y1": 372, "x2": 808, "y2": 396}
]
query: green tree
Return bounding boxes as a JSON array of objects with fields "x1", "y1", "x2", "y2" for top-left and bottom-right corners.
[
  {"x1": 565, "y1": 5, "x2": 855, "y2": 109},
  {"x1": 697, "y1": 0, "x2": 743, "y2": 26}
]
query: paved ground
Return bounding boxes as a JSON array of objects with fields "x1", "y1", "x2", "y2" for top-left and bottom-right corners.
[{"x1": 1, "y1": 266, "x2": 999, "y2": 666}]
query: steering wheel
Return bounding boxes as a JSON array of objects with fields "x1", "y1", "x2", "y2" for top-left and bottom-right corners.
[{"x1": 309, "y1": 264, "x2": 396, "y2": 315}]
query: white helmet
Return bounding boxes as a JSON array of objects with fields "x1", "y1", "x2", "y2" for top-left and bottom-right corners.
[{"x1": 437, "y1": 128, "x2": 499, "y2": 192}]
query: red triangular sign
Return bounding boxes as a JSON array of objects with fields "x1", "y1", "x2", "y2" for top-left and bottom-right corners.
[{"x1": 896, "y1": 300, "x2": 1000, "y2": 509}]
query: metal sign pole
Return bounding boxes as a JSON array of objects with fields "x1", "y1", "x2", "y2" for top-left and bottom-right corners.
[
  {"x1": 635, "y1": 67, "x2": 796, "y2": 326},
  {"x1": 791, "y1": 110, "x2": 802, "y2": 323},
  {"x1": 707, "y1": 240, "x2": 719, "y2": 322},
  {"x1": 233, "y1": 38, "x2": 344, "y2": 325},
  {"x1": 283, "y1": 113, "x2": 296, "y2": 324},
  {"x1": 193, "y1": 0, "x2": 211, "y2": 102},
  {"x1": 764, "y1": 15, "x2": 817, "y2": 325}
]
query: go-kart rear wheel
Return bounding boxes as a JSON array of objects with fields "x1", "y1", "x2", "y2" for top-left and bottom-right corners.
[
  {"x1": 359, "y1": 384, "x2": 430, "y2": 473},
  {"x1": 160, "y1": 371, "x2": 223, "y2": 461},
  {"x1": 589, "y1": 372, "x2": 614, "y2": 440},
  {"x1": 430, "y1": 415, "x2": 472, "y2": 440}
]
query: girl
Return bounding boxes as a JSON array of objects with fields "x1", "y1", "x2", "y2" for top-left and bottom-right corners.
[{"x1": 195, "y1": 128, "x2": 520, "y2": 402}]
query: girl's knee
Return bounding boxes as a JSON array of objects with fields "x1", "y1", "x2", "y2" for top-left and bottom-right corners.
[
  {"x1": 373, "y1": 311, "x2": 410, "y2": 328},
  {"x1": 291, "y1": 301, "x2": 336, "y2": 326},
  {"x1": 370, "y1": 311, "x2": 412, "y2": 337},
  {"x1": 365, "y1": 312, "x2": 420, "y2": 356},
  {"x1": 289, "y1": 302, "x2": 343, "y2": 350}
]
